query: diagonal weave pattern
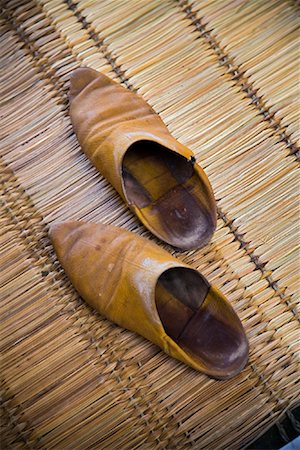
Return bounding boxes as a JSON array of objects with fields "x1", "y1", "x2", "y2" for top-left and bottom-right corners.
[{"x1": 0, "y1": 0, "x2": 299, "y2": 448}]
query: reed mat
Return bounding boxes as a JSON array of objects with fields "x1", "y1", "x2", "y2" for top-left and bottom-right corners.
[{"x1": 0, "y1": 0, "x2": 299, "y2": 448}]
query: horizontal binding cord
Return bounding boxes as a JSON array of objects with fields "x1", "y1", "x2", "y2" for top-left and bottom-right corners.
[{"x1": 177, "y1": 0, "x2": 300, "y2": 162}]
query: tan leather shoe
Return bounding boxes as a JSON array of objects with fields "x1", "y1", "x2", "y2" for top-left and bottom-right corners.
[
  {"x1": 69, "y1": 68, "x2": 216, "y2": 251},
  {"x1": 50, "y1": 221, "x2": 248, "y2": 379}
]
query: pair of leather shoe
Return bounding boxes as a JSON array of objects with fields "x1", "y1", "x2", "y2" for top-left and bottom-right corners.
[{"x1": 50, "y1": 68, "x2": 248, "y2": 379}]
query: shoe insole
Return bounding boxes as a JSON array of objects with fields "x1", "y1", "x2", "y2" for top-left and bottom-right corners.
[
  {"x1": 122, "y1": 140, "x2": 214, "y2": 249},
  {"x1": 123, "y1": 141, "x2": 193, "y2": 206},
  {"x1": 155, "y1": 268, "x2": 248, "y2": 375}
]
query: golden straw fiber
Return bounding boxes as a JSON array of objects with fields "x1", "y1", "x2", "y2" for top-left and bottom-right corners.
[{"x1": 0, "y1": 0, "x2": 299, "y2": 448}]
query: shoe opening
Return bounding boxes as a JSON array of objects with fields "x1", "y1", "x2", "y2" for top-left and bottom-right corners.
[
  {"x1": 122, "y1": 140, "x2": 215, "y2": 250},
  {"x1": 155, "y1": 267, "x2": 249, "y2": 378}
]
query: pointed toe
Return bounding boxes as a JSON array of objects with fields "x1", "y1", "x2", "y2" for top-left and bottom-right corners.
[
  {"x1": 69, "y1": 67, "x2": 100, "y2": 101},
  {"x1": 49, "y1": 221, "x2": 80, "y2": 244},
  {"x1": 49, "y1": 221, "x2": 69, "y2": 245}
]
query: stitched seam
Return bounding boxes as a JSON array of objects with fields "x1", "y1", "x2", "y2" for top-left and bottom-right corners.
[
  {"x1": 3, "y1": 1, "x2": 298, "y2": 442},
  {"x1": 176, "y1": 0, "x2": 300, "y2": 162},
  {"x1": 61, "y1": 0, "x2": 300, "y2": 324},
  {"x1": 0, "y1": 10, "x2": 68, "y2": 105},
  {"x1": 249, "y1": 362, "x2": 297, "y2": 412},
  {"x1": 2, "y1": 7, "x2": 72, "y2": 101},
  {"x1": 0, "y1": 5, "x2": 127, "y2": 365},
  {"x1": 1, "y1": 170, "x2": 178, "y2": 449}
]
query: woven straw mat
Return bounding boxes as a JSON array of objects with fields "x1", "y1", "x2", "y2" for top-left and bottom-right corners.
[{"x1": 1, "y1": 0, "x2": 299, "y2": 449}]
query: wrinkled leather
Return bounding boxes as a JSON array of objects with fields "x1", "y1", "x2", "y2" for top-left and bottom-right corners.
[
  {"x1": 50, "y1": 221, "x2": 248, "y2": 379},
  {"x1": 69, "y1": 68, "x2": 217, "y2": 250}
]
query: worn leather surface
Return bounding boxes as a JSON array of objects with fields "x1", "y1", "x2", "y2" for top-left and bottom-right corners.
[
  {"x1": 50, "y1": 221, "x2": 248, "y2": 379},
  {"x1": 69, "y1": 68, "x2": 217, "y2": 250}
]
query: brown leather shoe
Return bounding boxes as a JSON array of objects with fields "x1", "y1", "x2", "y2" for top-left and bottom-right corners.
[
  {"x1": 50, "y1": 221, "x2": 248, "y2": 379},
  {"x1": 69, "y1": 68, "x2": 216, "y2": 251}
]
